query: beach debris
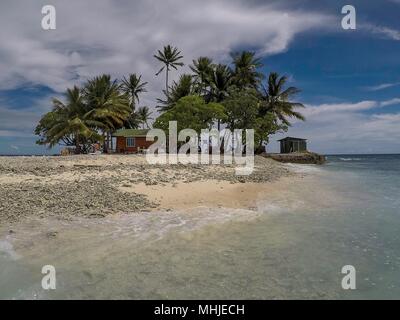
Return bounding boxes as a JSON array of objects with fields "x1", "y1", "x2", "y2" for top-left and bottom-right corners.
[{"x1": 46, "y1": 231, "x2": 58, "y2": 238}]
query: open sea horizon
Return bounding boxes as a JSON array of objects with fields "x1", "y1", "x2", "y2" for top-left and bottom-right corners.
[{"x1": 0, "y1": 152, "x2": 400, "y2": 157}]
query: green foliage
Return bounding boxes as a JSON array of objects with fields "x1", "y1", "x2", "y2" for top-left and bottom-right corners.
[
  {"x1": 120, "y1": 73, "x2": 148, "y2": 129},
  {"x1": 154, "y1": 44, "x2": 184, "y2": 92},
  {"x1": 121, "y1": 73, "x2": 148, "y2": 111},
  {"x1": 83, "y1": 75, "x2": 131, "y2": 130},
  {"x1": 124, "y1": 112, "x2": 142, "y2": 130},
  {"x1": 222, "y1": 87, "x2": 288, "y2": 150},
  {"x1": 259, "y1": 72, "x2": 305, "y2": 126},
  {"x1": 231, "y1": 51, "x2": 264, "y2": 90},
  {"x1": 35, "y1": 87, "x2": 103, "y2": 153},
  {"x1": 208, "y1": 64, "x2": 232, "y2": 103},
  {"x1": 222, "y1": 88, "x2": 260, "y2": 130},
  {"x1": 35, "y1": 75, "x2": 131, "y2": 153},
  {"x1": 35, "y1": 45, "x2": 306, "y2": 155},
  {"x1": 137, "y1": 106, "x2": 153, "y2": 129},
  {"x1": 154, "y1": 96, "x2": 225, "y2": 134},
  {"x1": 254, "y1": 113, "x2": 287, "y2": 148},
  {"x1": 190, "y1": 56, "x2": 214, "y2": 95},
  {"x1": 157, "y1": 74, "x2": 196, "y2": 112}
]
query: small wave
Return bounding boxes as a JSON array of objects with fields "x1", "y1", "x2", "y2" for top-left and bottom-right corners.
[
  {"x1": 339, "y1": 158, "x2": 362, "y2": 161},
  {"x1": 258, "y1": 202, "x2": 286, "y2": 214},
  {"x1": 0, "y1": 239, "x2": 21, "y2": 260},
  {"x1": 284, "y1": 163, "x2": 322, "y2": 173},
  {"x1": 21, "y1": 208, "x2": 262, "y2": 245}
]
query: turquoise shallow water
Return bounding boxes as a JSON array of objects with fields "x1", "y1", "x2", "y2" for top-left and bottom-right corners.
[{"x1": 0, "y1": 155, "x2": 399, "y2": 299}]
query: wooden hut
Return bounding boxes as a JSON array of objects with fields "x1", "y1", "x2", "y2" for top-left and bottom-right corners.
[
  {"x1": 278, "y1": 137, "x2": 307, "y2": 153},
  {"x1": 112, "y1": 129, "x2": 153, "y2": 154}
]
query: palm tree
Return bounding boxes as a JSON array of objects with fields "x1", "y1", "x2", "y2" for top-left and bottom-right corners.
[
  {"x1": 137, "y1": 106, "x2": 153, "y2": 129},
  {"x1": 209, "y1": 64, "x2": 232, "y2": 103},
  {"x1": 190, "y1": 56, "x2": 214, "y2": 95},
  {"x1": 208, "y1": 64, "x2": 232, "y2": 129},
  {"x1": 121, "y1": 73, "x2": 148, "y2": 112},
  {"x1": 121, "y1": 73, "x2": 148, "y2": 129},
  {"x1": 154, "y1": 45, "x2": 184, "y2": 93},
  {"x1": 259, "y1": 72, "x2": 305, "y2": 126},
  {"x1": 157, "y1": 74, "x2": 194, "y2": 112},
  {"x1": 83, "y1": 75, "x2": 131, "y2": 152},
  {"x1": 35, "y1": 87, "x2": 102, "y2": 153},
  {"x1": 124, "y1": 112, "x2": 141, "y2": 130},
  {"x1": 231, "y1": 51, "x2": 263, "y2": 89}
]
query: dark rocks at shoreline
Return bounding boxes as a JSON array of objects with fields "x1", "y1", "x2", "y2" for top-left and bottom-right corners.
[{"x1": 262, "y1": 152, "x2": 326, "y2": 165}]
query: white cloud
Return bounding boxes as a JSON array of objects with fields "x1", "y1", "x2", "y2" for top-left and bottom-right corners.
[
  {"x1": 270, "y1": 99, "x2": 400, "y2": 154},
  {"x1": 380, "y1": 98, "x2": 400, "y2": 107},
  {"x1": 361, "y1": 24, "x2": 400, "y2": 41},
  {"x1": 0, "y1": 0, "x2": 333, "y2": 151},
  {"x1": 303, "y1": 101, "x2": 378, "y2": 116},
  {"x1": 365, "y1": 82, "x2": 400, "y2": 91},
  {"x1": 0, "y1": 0, "x2": 331, "y2": 96}
]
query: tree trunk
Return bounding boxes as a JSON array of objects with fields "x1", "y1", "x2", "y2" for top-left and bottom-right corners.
[
  {"x1": 75, "y1": 135, "x2": 82, "y2": 154},
  {"x1": 166, "y1": 67, "x2": 169, "y2": 94},
  {"x1": 131, "y1": 96, "x2": 136, "y2": 113},
  {"x1": 231, "y1": 122, "x2": 235, "y2": 152},
  {"x1": 110, "y1": 132, "x2": 113, "y2": 151},
  {"x1": 103, "y1": 132, "x2": 108, "y2": 153}
]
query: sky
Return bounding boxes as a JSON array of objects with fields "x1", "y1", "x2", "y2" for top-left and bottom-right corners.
[{"x1": 0, "y1": 0, "x2": 399, "y2": 155}]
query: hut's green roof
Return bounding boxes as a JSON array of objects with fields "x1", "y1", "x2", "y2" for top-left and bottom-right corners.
[
  {"x1": 112, "y1": 129, "x2": 150, "y2": 137},
  {"x1": 278, "y1": 136, "x2": 307, "y2": 141}
]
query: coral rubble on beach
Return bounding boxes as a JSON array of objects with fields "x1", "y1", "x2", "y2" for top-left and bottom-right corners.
[{"x1": 0, "y1": 155, "x2": 293, "y2": 222}]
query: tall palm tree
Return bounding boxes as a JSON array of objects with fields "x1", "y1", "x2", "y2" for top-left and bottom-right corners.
[
  {"x1": 83, "y1": 75, "x2": 131, "y2": 151},
  {"x1": 137, "y1": 106, "x2": 153, "y2": 129},
  {"x1": 190, "y1": 56, "x2": 214, "y2": 95},
  {"x1": 231, "y1": 51, "x2": 263, "y2": 89},
  {"x1": 154, "y1": 45, "x2": 184, "y2": 93},
  {"x1": 208, "y1": 64, "x2": 232, "y2": 129},
  {"x1": 157, "y1": 74, "x2": 194, "y2": 112},
  {"x1": 121, "y1": 73, "x2": 148, "y2": 112},
  {"x1": 259, "y1": 72, "x2": 305, "y2": 126},
  {"x1": 209, "y1": 64, "x2": 232, "y2": 103},
  {"x1": 121, "y1": 73, "x2": 148, "y2": 129}
]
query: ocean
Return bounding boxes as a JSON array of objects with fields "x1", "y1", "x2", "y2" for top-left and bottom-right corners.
[{"x1": 0, "y1": 154, "x2": 399, "y2": 299}]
